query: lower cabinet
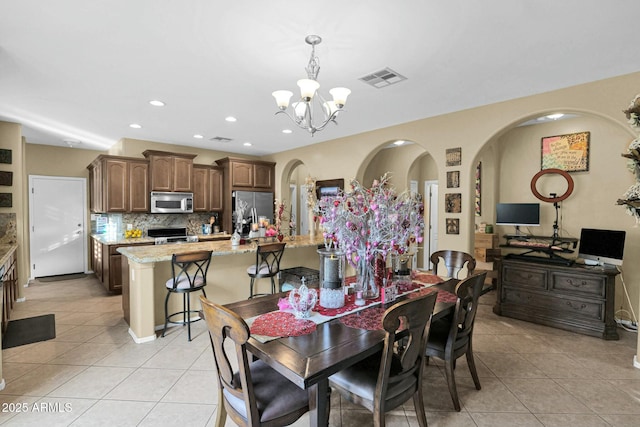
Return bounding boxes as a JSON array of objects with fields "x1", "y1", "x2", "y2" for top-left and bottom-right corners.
[
  {"x1": 494, "y1": 258, "x2": 620, "y2": 340},
  {"x1": 92, "y1": 237, "x2": 153, "y2": 294}
]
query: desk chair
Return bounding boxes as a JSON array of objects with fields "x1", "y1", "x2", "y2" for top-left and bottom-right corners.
[
  {"x1": 247, "y1": 242, "x2": 286, "y2": 298},
  {"x1": 162, "y1": 250, "x2": 212, "y2": 341},
  {"x1": 425, "y1": 271, "x2": 487, "y2": 411},
  {"x1": 200, "y1": 296, "x2": 310, "y2": 427},
  {"x1": 430, "y1": 250, "x2": 476, "y2": 279},
  {"x1": 329, "y1": 292, "x2": 438, "y2": 427}
]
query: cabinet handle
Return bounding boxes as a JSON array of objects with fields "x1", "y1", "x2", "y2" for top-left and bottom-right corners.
[
  {"x1": 566, "y1": 279, "x2": 588, "y2": 287},
  {"x1": 566, "y1": 301, "x2": 587, "y2": 311}
]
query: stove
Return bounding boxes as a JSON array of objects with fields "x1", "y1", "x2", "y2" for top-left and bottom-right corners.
[{"x1": 147, "y1": 227, "x2": 199, "y2": 245}]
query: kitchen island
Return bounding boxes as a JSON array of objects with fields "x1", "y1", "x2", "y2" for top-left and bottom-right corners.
[{"x1": 118, "y1": 235, "x2": 324, "y2": 343}]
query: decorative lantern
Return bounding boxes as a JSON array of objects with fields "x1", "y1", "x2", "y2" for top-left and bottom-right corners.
[{"x1": 318, "y1": 248, "x2": 346, "y2": 308}]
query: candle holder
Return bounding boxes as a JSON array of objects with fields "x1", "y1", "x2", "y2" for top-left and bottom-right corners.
[
  {"x1": 317, "y1": 248, "x2": 345, "y2": 308},
  {"x1": 392, "y1": 252, "x2": 414, "y2": 287}
]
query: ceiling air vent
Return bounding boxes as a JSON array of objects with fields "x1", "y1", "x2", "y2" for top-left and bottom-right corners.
[
  {"x1": 210, "y1": 136, "x2": 233, "y2": 143},
  {"x1": 359, "y1": 67, "x2": 407, "y2": 88}
]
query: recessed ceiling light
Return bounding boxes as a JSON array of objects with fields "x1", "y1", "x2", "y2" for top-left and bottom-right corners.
[
  {"x1": 393, "y1": 140, "x2": 405, "y2": 146},
  {"x1": 149, "y1": 100, "x2": 165, "y2": 107},
  {"x1": 243, "y1": 142, "x2": 252, "y2": 147},
  {"x1": 129, "y1": 123, "x2": 142, "y2": 129},
  {"x1": 225, "y1": 116, "x2": 237, "y2": 122},
  {"x1": 282, "y1": 129, "x2": 293, "y2": 134},
  {"x1": 547, "y1": 113, "x2": 564, "y2": 120},
  {"x1": 193, "y1": 134, "x2": 204, "y2": 139}
]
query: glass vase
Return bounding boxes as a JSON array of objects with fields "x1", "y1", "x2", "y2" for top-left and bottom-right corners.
[{"x1": 356, "y1": 251, "x2": 381, "y2": 300}]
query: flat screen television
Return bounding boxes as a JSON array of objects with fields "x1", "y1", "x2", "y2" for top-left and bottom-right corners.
[
  {"x1": 578, "y1": 228, "x2": 626, "y2": 266},
  {"x1": 495, "y1": 203, "x2": 540, "y2": 234}
]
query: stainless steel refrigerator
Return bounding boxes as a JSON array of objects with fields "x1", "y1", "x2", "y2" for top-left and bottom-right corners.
[{"x1": 232, "y1": 191, "x2": 274, "y2": 235}]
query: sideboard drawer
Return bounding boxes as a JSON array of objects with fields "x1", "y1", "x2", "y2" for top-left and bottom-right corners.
[
  {"x1": 551, "y1": 272, "x2": 605, "y2": 298},
  {"x1": 503, "y1": 287, "x2": 604, "y2": 321},
  {"x1": 502, "y1": 266, "x2": 546, "y2": 290}
]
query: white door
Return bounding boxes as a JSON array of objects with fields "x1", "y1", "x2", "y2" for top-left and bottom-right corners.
[
  {"x1": 29, "y1": 175, "x2": 87, "y2": 278},
  {"x1": 424, "y1": 181, "x2": 439, "y2": 269}
]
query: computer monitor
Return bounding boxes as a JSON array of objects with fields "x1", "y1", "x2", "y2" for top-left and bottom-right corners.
[
  {"x1": 496, "y1": 203, "x2": 540, "y2": 234},
  {"x1": 578, "y1": 228, "x2": 626, "y2": 266}
]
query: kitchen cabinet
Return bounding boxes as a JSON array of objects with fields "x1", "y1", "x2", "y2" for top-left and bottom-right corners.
[
  {"x1": 87, "y1": 155, "x2": 149, "y2": 213},
  {"x1": 216, "y1": 157, "x2": 275, "y2": 233},
  {"x1": 193, "y1": 164, "x2": 224, "y2": 212},
  {"x1": 495, "y1": 258, "x2": 619, "y2": 339},
  {"x1": 92, "y1": 237, "x2": 154, "y2": 293},
  {"x1": 216, "y1": 157, "x2": 275, "y2": 190},
  {"x1": 143, "y1": 150, "x2": 196, "y2": 192},
  {"x1": 1, "y1": 246, "x2": 18, "y2": 334}
]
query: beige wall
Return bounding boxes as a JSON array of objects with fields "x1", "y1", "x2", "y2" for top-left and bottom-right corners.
[
  {"x1": 0, "y1": 121, "x2": 27, "y2": 298},
  {"x1": 5, "y1": 70, "x2": 640, "y2": 358}
]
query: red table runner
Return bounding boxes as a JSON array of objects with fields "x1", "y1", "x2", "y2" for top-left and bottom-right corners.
[{"x1": 249, "y1": 273, "x2": 454, "y2": 338}]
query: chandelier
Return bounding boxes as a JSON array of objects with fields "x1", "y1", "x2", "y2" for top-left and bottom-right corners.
[{"x1": 272, "y1": 35, "x2": 351, "y2": 136}]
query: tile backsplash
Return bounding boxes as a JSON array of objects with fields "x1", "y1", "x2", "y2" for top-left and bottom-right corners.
[
  {"x1": 0, "y1": 213, "x2": 17, "y2": 244},
  {"x1": 92, "y1": 212, "x2": 221, "y2": 237}
]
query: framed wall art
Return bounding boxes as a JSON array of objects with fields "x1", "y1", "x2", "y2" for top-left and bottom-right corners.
[
  {"x1": 0, "y1": 193, "x2": 12, "y2": 208},
  {"x1": 446, "y1": 218, "x2": 460, "y2": 234},
  {"x1": 0, "y1": 149, "x2": 11, "y2": 164},
  {"x1": 446, "y1": 147, "x2": 462, "y2": 166},
  {"x1": 475, "y1": 162, "x2": 481, "y2": 216},
  {"x1": 0, "y1": 171, "x2": 12, "y2": 186},
  {"x1": 541, "y1": 131, "x2": 590, "y2": 172},
  {"x1": 445, "y1": 193, "x2": 461, "y2": 213},
  {"x1": 446, "y1": 171, "x2": 460, "y2": 188},
  {"x1": 315, "y1": 179, "x2": 344, "y2": 199}
]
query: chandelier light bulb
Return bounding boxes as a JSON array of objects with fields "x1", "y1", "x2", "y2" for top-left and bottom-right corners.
[
  {"x1": 297, "y1": 79, "x2": 320, "y2": 101},
  {"x1": 272, "y1": 90, "x2": 293, "y2": 110},
  {"x1": 329, "y1": 87, "x2": 351, "y2": 108}
]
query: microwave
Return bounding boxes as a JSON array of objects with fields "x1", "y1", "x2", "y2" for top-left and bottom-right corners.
[{"x1": 150, "y1": 191, "x2": 193, "y2": 214}]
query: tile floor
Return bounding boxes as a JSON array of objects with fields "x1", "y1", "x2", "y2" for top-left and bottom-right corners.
[{"x1": 0, "y1": 275, "x2": 639, "y2": 426}]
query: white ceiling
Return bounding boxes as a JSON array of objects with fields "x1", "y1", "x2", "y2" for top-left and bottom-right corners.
[{"x1": 2, "y1": 1, "x2": 640, "y2": 155}]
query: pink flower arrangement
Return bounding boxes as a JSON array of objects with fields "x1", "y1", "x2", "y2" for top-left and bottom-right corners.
[{"x1": 315, "y1": 173, "x2": 424, "y2": 266}]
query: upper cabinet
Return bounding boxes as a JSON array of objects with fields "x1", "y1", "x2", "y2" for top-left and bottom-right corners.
[
  {"x1": 143, "y1": 150, "x2": 196, "y2": 192},
  {"x1": 216, "y1": 157, "x2": 275, "y2": 190},
  {"x1": 193, "y1": 164, "x2": 224, "y2": 212},
  {"x1": 88, "y1": 155, "x2": 149, "y2": 213}
]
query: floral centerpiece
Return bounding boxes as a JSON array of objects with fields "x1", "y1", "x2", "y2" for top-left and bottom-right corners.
[
  {"x1": 315, "y1": 173, "x2": 424, "y2": 299},
  {"x1": 274, "y1": 199, "x2": 287, "y2": 240},
  {"x1": 305, "y1": 175, "x2": 317, "y2": 236}
]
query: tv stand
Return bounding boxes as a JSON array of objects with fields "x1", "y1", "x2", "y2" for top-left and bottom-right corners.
[{"x1": 495, "y1": 258, "x2": 620, "y2": 340}]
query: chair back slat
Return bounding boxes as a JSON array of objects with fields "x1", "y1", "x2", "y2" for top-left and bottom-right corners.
[
  {"x1": 200, "y1": 296, "x2": 261, "y2": 424},
  {"x1": 430, "y1": 250, "x2": 476, "y2": 279},
  {"x1": 169, "y1": 250, "x2": 212, "y2": 290},
  {"x1": 449, "y1": 272, "x2": 486, "y2": 343},
  {"x1": 256, "y1": 242, "x2": 286, "y2": 275},
  {"x1": 377, "y1": 292, "x2": 437, "y2": 409}
]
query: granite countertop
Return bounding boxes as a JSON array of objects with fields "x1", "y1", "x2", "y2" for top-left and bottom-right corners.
[
  {"x1": 117, "y1": 235, "x2": 324, "y2": 264},
  {"x1": 91, "y1": 232, "x2": 232, "y2": 246},
  {"x1": 0, "y1": 244, "x2": 18, "y2": 267}
]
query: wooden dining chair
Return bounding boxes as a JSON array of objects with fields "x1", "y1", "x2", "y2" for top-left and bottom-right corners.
[
  {"x1": 200, "y1": 295, "x2": 310, "y2": 427},
  {"x1": 328, "y1": 292, "x2": 438, "y2": 427},
  {"x1": 425, "y1": 271, "x2": 487, "y2": 411},
  {"x1": 247, "y1": 242, "x2": 286, "y2": 298},
  {"x1": 430, "y1": 250, "x2": 476, "y2": 279}
]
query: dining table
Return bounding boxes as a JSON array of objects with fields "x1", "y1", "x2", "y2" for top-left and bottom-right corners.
[{"x1": 218, "y1": 275, "x2": 459, "y2": 427}]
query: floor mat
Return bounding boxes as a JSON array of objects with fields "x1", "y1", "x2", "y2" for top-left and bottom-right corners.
[
  {"x1": 2, "y1": 314, "x2": 56, "y2": 349},
  {"x1": 38, "y1": 273, "x2": 87, "y2": 282}
]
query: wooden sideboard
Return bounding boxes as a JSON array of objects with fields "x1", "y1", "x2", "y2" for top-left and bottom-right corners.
[{"x1": 494, "y1": 257, "x2": 619, "y2": 340}]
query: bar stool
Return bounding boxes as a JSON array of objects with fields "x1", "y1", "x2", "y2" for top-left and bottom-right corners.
[
  {"x1": 247, "y1": 242, "x2": 286, "y2": 298},
  {"x1": 162, "y1": 250, "x2": 212, "y2": 341}
]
